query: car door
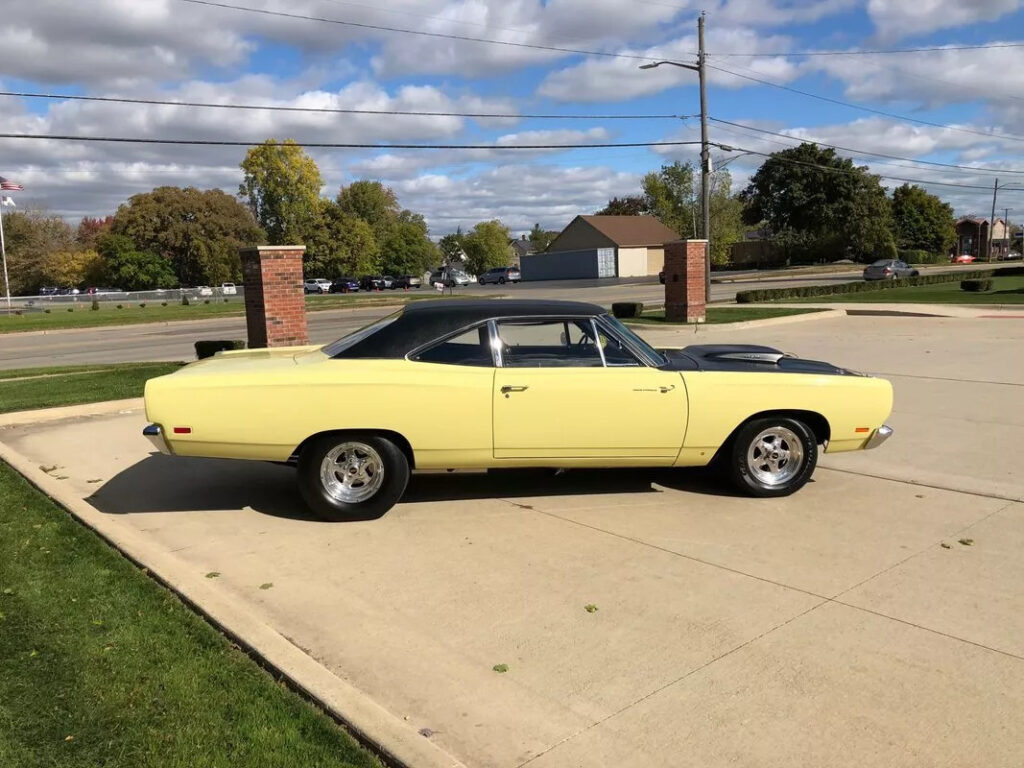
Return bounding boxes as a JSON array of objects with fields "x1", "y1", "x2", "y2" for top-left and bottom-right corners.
[{"x1": 492, "y1": 317, "x2": 686, "y2": 461}]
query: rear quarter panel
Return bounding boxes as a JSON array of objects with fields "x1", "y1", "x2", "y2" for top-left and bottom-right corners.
[{"x1": 677, "y1": 370, "x2": 893, "y2": 464}]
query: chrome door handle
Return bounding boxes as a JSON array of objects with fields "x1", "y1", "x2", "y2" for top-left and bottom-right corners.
[{"x1": 500, "y1": 385, "x2": 529, "y2": 393}]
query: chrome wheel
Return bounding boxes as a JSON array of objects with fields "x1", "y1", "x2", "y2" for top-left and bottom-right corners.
[
  {"x1": 746, "y1": 427, "x2": 804, "y2": 486},
  {"x1": 320, "y1": 442, "x2": 385, "y2": 503}
]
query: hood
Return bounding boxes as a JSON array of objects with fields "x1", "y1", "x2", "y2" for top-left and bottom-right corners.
[{"x1": 660, "y1": 344, "x2": 862, "y2": 376}]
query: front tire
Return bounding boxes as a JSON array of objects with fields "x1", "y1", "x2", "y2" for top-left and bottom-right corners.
[
  {"x1": 297, "y1": 434, "x2": 410, "y2": 521},
  {"x1": 728, "y1": 417, "x2": 817, "y2": 497}
]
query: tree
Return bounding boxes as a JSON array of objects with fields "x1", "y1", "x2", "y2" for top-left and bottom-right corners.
[
  {"x1": 76, "y1": 216, "x2": 113, "y2": 249},
  {"x1": 461, "y1": 220, "x2": 512, "y2": 276},
  {"x1": 96, "y1": 234, "x2": 177, "y2": 290},
  {"x1": 304, "y1": 200, "x2": 381, "y2": 277},
  {"x1": 239, "y1": 139, "x2": 322, "y2": 245},
  {"x1": 642, "y1": 161, "x2": 697, "y2": 240},
  {"x1": 381, "y1": 221, "x2": 439, "y2": 276},
  {"x1": 111, "y1": 186, "x2": 265, "y2": 285},
  {"x1": 891, "y1": 184, "x2": 956, "y2": 254},
  {"x1": 40, "y1": 249, "x2": 105, "y2": 288},
  {"x1": 596, "y1": 196, "x2": 647, "y2": 216},
  {"x1": 0, "y1": 210, "x2": 75, "y2": 294},
  {"x1": 527, "y1": 222, "x2": 557, "y2": 252},
  {"x1": 740, "y1": 143, "x2": 895, "y2": 262},
  {"x1": 336, "y1": 181, "x2": 400, "y2": 239},
  {"x1": 708, "y1": 169, "x2": 745, "y2": 266},
  {"x1": 438, "y1": 229, "x2": 465, "y2": 267}
]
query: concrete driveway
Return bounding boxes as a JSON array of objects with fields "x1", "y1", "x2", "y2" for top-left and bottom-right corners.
[{"x1": 1, "y1": 315, "x2": 1021, "y2": 767}]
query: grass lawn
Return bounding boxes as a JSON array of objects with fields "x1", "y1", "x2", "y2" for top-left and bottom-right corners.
[
  {"x1": 0, "y1": 291, "x2": 455, "y2": 335},
  {"x1": 788, "y1": 275, "x2": 1024, "y2": 304},
  {"x1": 0, "y1": 462, "x2": 381, "y2": 768},
  {"x1": 626, "y1": 307, "x2": 827, "y2": 325},
  {"x1": 0, "y1": 363, "x2": 185, "y2": 414}
]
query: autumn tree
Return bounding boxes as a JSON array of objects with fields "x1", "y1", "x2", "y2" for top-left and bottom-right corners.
[
  {"x1": 76, "y1": 216, "x2": 113, "y2": 250},
  {"x1": 39, "y1": 249, "x2": 105, "y2": 288},
  {"x1": 111, "y1": 186, "x2": 264, "y2": 285},
  {"x1": 239, "y1": 139, "x2": 322, "y2": 245},
  {"x1": 462, "y1": 220, "x2": 512, "y2": 276},
  {"x1": 0, "y1": 210, "x2": 75, "y2": 293}
]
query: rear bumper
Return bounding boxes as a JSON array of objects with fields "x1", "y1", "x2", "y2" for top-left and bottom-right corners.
[
  {"x1": 143, "y1": 424, "x2": 171, "y2": 455},
  {"x1": 864, "y1": 424, "x2": 893, "y2": 450}
]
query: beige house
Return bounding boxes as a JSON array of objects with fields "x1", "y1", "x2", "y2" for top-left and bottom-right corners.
[{"x1": 543, "y1": 215, "x2": 680, "y2": 277}]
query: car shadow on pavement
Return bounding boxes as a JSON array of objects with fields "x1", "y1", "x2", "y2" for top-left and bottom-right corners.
[{"x1": 88, "y1": 455, "x2": 742, "y2": 522}]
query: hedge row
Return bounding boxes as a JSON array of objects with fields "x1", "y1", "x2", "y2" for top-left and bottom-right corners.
[
  {"x1": 897, "y1": 249, "x2": 946, "y2": 264},
  {"x1": 736, "y1": 266, "x2": 1023, "y2": 303},
  {"x1": 961, "y1": 279, "x2": 993, "y2": 292},
  {"x1": 612, "y1": 302, "x2": 644, "y2": 318}
]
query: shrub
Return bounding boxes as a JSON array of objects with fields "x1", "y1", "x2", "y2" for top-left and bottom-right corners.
[
  {"x1": 195, "y1": 339, "x2": 246, "y2": 360},
  {"x1": 611, "y1": 302, "x2": 644, "y2": 319},
  {"x1": 44, "y1": 309, "x2": 51, "y2": 314},
  {"x1": 223, "y1": 298, "x2": 229, "y2": 303},
  {"x1": 898, "y1": 249, "x2": 946, "y2": 264},
  {"x1": 91, "y1": 299, "x2": 100, "y2": 311},
  {"x1": 116, "y1": 304, "x2": 123, "y2": 309},
  {"x1": 14, "y1": 310, "x2": 22, "y2": 316},
  {"x1": 204, "y1": 299, "x2": 210, "y2": 305},
  {"x1": 139, "y1": 302, "x2": 146, "y2": 308},
  {"x1": 67, "y1": 307, "x2": 74, "y2": 312},
  {"x1": 736, "y1": 267, "x2": 1004, "y2": 303},
  {"x1": 181, "y1": 294, "x2": 190, "y2": 306},
  {"x1": 961, "y1": 278, "x2": 992, "y2": 292},
  {"x1": 161, "y1": 301, "x2": 168, "y2": 306}
]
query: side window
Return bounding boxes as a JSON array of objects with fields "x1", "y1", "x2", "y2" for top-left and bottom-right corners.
[
  {"x1": 497, "y1": 319, "x2": 603, "y2": 368},
  {"x1": 413, "y1": 327, "x2": 493, "y2": 367}
]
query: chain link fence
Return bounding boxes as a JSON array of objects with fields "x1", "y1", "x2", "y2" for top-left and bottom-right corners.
[{"x1": 4, "y1": 286, "x2": 247, "y2": 312}]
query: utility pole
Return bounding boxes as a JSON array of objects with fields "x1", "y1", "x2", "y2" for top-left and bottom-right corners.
[
  {"x1": 638, "y1": 11, "x2": 712, "y2": 303},
  {"x1": 987, "y1": 178, "x2": 998, "y2": 262},
  {"x1": 697, "y1": 11, "x2": 711, "y2": 304},
  {"x1": 1004, "y1": 207, "x2": 1011, "y2": 260}
]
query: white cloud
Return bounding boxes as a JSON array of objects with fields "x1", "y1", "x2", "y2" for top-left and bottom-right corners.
[{"x1": 866, "y1": 0, "x2": 1022, "y2": 41}]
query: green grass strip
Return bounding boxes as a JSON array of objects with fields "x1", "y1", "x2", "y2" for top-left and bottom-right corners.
[{"x1": 0, "y1": 363, "x2": 185, "y2": 414}]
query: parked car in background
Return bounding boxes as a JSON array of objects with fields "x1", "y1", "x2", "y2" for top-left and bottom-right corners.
[
  {"x1": 393, "y1": 275, "x2": 422, "y2": 289},
  {"x1": 85, "y1": 286, "x2": 123, "y2": 295},
  {"x1": 329, "y1": 277, "x2": 360, "y2": 293},
  {"x1": 220, "y1": 282, "x2": 237, "y2": 296},
  {"x1": 143, "y1": 299, "x2": 894, "y2": 521},
  {"x1": 195, "y1": 286, "x2": 214, "y2": 297},
  {"x1": 429, "y1": 267, "x2": 472, "y2": 287},
  {"x1": 952, "y1": 253, "x2": 976, "y2": 264},
  {"x1": 478, "y1": 266, "x2": 521, "y2": 285},
  {"x1": 39, "y1": 286, "x2": 59, "y2": 296},
  {"x1": 863, "y1": 259, "x2": 919, "y2": 281},
  {"x1": 304, "y1": 278, "x2": 331, "y2": 294},
  {"x1": 381, "y1": 275, "x2": 396, "y2": 289},
  {"x1": 359, "y1": 275, "x2": 386, "y2": 291}
]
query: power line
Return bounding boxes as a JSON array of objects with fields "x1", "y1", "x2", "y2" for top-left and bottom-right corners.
[
  {"x1": 176, "y1": 0, "x2": 688, "y2": 63},
  {"x1": 0, "y1": 132, "x2": 701, "y2": 150},
  {"x1": 710, "y1": 41, "x2": 1024, "y2": 57},
  {"x1": 706, "y1": 63, "x2": 1024, "y2": 144},
  {"x1": 0, "y1": 90, "x2": 685, "y2": 121},
  {"x1": 710, "y1": 118, "x2": 1024, "y2": 176}
]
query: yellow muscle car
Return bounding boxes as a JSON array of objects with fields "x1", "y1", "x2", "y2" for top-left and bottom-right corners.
[{"x1": 143, "y1": 299, "x2": 893, "y2": 520}]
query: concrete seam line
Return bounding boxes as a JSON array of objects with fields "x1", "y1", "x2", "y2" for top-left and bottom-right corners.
[
  {"x1": 0, "y1": 398, "x2": 146, "y2": 427},
  {"x1": 817, "y1": 466, "x2": 1022, "y2": 503},
  {"x1": 0, "y1": 440, "x2": 466, "y2": 768}
]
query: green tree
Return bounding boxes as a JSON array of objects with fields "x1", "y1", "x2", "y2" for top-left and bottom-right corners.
[
  {"x1": 595, "y1": 196, "x2": 648, "y2": 216},
  {"x1": 304, "y1": 200, "x2": 381, "y2": 277},
  {"x1": 239, "y1": 139, "x2": 322, "y2": 245},
  {"x1": 381, "y1": 221, "x2": 439, "y2": 276},
  {"x1": 527, "y1": 222, "x2": 557, "y2": 252},
  {"x1": 708, "y1": 169, "x2": 745, "y2": 266},
  {"x1": 461, "y1": 220, "x2": 512, "y2": 276},
  {"x1": 438, "y1": 229, "x2": 465, "y2": 267},
  {"x1": 642, "y1": 161, "x2": 697, "y2": 240},
  {"x1": 336, "y1": 181, "x2": 400, "y2": 239},
  {"x1": 891, "y1": 183, "x2": 956, "y2": 254},
  {"x1": 111, "y1": 186, "x2": 265, "y2": 286},
  {"x1": 740, "y1": 143, "x2": 895, "y2": 262},
  {"x1": 96, "y1": 234, "x2": 177, "y2": 290},
  {"x1": 1, "y1": 210, "x2": 75, "y2": 294}
]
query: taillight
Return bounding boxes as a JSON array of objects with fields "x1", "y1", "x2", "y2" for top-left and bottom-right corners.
[{"x1": 883, "y1": 268, "x2": 891, "y2": 274}]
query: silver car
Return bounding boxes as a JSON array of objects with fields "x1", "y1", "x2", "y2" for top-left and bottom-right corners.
[{"x1": 863, "y1": 259, "x2": 918, "y2": 281}]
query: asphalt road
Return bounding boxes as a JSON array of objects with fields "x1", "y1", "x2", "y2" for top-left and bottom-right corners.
[{"x1": 0, "y1": 265, "x2": 983, "y2": 370}]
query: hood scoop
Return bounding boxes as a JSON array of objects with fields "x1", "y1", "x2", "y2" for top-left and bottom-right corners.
[{"x1": 683, "y1": 344, "x2": 791, "y2": 365}]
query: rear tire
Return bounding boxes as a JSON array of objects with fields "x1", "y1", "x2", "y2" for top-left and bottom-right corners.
[
  {"x1": 478, "y1": 277, "x2": 486, "y2": 285},
  {"x1": 297, "y1": 434, "x2": 410, "y2": 521},
  {"x1": 728, "y1": 417, "x2": 817, "y2": 497},
  {"x1": 498, "y1": 277, "x2": 506, "y2": 284}
]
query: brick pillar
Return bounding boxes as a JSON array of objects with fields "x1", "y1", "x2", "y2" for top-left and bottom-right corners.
[
  {"x1": 239, "y1": 245, "x2": 309, "y2": 348},
  {"x1": 663, "y1": 239, "x2": 707, "y2": 323}
]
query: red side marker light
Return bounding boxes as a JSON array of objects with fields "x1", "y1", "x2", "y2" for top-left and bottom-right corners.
[
  {"x1": 173, "y1": 427, "x2": 192, "y2": 434},
  {"x1": 855, "y1": 427, "x2": 870, "y2": 434}
]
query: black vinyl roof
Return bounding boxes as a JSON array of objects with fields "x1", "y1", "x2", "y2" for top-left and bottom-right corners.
[{"x1": 334, "y1": 299, "x2": 606, "y2": 359}]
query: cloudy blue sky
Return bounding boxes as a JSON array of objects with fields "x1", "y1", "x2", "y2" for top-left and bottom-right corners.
[{"x1": 2, "y1": 0, "x2": 1023, "y2": 235}]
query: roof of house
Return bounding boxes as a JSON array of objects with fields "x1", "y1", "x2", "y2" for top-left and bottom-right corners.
[
  {"x1": 510, "y1": 239, "x2": 534, "y2": 257},
  {"x1": 578, "y1": 215, "x2": 680, "y2": 246}
]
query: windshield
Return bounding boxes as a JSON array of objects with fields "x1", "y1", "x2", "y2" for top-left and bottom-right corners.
[
  {"x1": 598, "y1": 314, "x2": 667, "y2": 366},
  {"x1": 321, "y1": 312, "x2": 401, "y2": 357}
]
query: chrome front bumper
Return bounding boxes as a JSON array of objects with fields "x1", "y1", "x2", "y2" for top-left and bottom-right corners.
[
  {"x1": 143, "y1": 424, "x2": 171, "y2": 455},
  {"x1": 864, "y1": 424, "x2": 893, "y2": 450}
]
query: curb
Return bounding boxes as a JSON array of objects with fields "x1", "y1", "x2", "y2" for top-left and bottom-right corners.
[
  {"x1": 0, "y1": 408, "x2": 466, "y2": 768},
  {"x1": 625, "y1": 308, "x2": 844, "y2": 332},
  {"x1": 0, "y1": 398, "x2": 145, "y2": 428}
]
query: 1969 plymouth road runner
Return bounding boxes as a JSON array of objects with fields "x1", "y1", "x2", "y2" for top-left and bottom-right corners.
[{"x1": 144, "y1": 300, "x2": 893, "y2": 520}]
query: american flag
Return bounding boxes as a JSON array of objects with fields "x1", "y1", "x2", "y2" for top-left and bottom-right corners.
[{"x1": 0, "y1": 176, "x2": 23, "y2": 191}]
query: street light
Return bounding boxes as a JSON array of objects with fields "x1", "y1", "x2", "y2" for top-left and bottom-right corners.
[{"x1": 638, "y1": 13, "x2": 710, "y2": 303}]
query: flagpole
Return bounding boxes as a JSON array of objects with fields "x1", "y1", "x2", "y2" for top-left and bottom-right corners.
[{"x1": 0, "y1": 203, "x2": 10, "y2": 313}]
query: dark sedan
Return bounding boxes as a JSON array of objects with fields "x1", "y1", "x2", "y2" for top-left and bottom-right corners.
[
  {"x1": 863, "y1": 259, "x2": 918, "y2": 281},
  {"x1": 393, "y1": 275, "x2": 422, "y2": 289},
  {"x1": 329, "y1": 277, "x2": 360, "y2": 293}
]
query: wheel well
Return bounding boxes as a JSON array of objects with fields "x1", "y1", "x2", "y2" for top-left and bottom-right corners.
[
  {"x1": 711, "y1": 409, "x2": 831, "y2": 465},
  {"x1": 291, "y1": 429, "x2": 416, "y2": 469}
]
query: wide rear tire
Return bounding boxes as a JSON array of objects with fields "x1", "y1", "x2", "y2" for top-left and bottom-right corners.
[
  {"x1": 728, "y1": 417, "x2": 817, "y2": 497},
  {"x1": 297, "y1": 434, "x2": 410, "y2": 521}
]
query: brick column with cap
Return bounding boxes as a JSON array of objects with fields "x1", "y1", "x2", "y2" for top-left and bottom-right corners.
[
  {"x1": 663, "y1": 239, "x2": 707, "y2": 323},
  {"x1": 240, "y1": 245, "x2": 309, "y2": 348}
]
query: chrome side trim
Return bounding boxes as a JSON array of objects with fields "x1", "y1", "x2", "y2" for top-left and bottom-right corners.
[
  {"x1": 713, "y1": 351, "x2": 786, "y2": 364},
  {"x1": 864, "y1": 424, "x2": 893, "y2": 450},
  {"x1": 143, "y1": 424, "x2": 171, "y2": 455}
]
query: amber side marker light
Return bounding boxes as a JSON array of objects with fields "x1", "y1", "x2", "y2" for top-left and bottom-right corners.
[
  {"x1": 854, "y1": 427, "x2": 870, "y2": 434},
  {"x1": 173, "y1": 427, "x2": 192, "y2": 434}
]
